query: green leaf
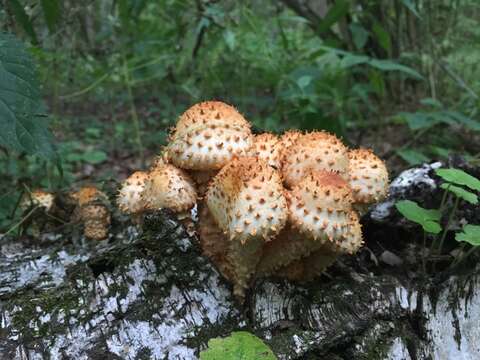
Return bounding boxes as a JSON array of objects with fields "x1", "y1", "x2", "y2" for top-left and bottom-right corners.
[
  {"x1": 435, "y1": 168, "x2": 480, "y2": 192},
  {"x1": 397, "y1": 149, "x2": 430, "y2": 165},
  {"x1": 398, "y1": 112, "x2": 435, "y2": 130},
  {"x1": 420, "y1": 97, "x2": 443, "y2": 108},
  {"x1": 316, "y1": 0, "x2": 350, "y2": 35},
  {"x1": 395, "y1": 200, "x2": 442, "y2": 234},
  {"x1": 0, "y1": 33, "x2": 56, "y2": 158},
  {"x1": 372, "y1": 22, "x2": 391, "y2": 54},
  {"x1": 440, "y1": 184, "x2": 478, "y2": 204},
  {"x1": 7, "y1": 0, "x2": 38, "y2": 44},
  {"x1": 401, "y1": 0, "x2": 420, "y2": 18},
  {"x1": 296, "y1": 75, "x2": 313, "y2": 89},
  {"x1": 200, "y1": 332, "x2": 276, "y2": 360},
  {"x1": 340, "y1": 54, "x2": 369, "y2": 68},
  {"x1": 223, "y1": 29, "x2": 236, "y2": 51},
  {"x1": 455, "y1": 225, "x2": 480, "y2": 246},
  {"x1": 349, "y1": 23, "x2": 369, "y2": 50},
  {"x1": 40, "y1": 0, "x2": 61, "y2": 32},
  {"x1": 446, "y1": 111, "x2": 480, "y2": 131},
  {"x1": 369, "y1": 59, "x2": 423, "y2": 79},
  {"x1": 82, "y1": 150, "x2": 107, "y2": 164}
]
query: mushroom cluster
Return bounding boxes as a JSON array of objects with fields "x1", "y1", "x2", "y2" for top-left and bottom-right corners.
[
  {"x1": 118, "y1": 101, "x2": 389, "y2": 297},
  {"x1": 20, "y1": 186, "x2": 112, "y2": 241}
]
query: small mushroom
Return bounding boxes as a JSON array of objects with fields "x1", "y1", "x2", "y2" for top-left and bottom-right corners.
[
  {"x1": 281, "y1": 131, "x2": 349, "y2": 188},
  {"x1": 117, "y1": 171, "x2": 150, "y2": 219},
  {"x1": 142, "y1": 164, "x2": 197, "y2": 213},
  {"x1": 348, "y1": 148, "x2": 389, "y2": 214},
  {"x1": 20, "y1": 190, "x2": 55, "y2": 212},
  {"x1": 72, "y1": 186, "x2": 111, "y2": 241},
  {"x1": 288, "y1": 170, "x2": 362, "y2": 253}
]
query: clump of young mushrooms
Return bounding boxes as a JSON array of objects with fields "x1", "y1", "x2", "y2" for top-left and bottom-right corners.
[{"x1": 117, "y1": 101, "x2": 389, "y2": 297}]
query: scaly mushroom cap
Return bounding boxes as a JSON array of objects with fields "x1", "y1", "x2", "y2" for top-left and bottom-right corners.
[
  {"x1": 117, "y1": 171, "x2": 150, "y2": 214},
  {"x1": 281, "y1": 131, "x2": 349, "y2": 188},
  {"x1": 166, "y1": 101, "x2": 253, "y2": 170},
  {"x1": 251, "y1": 133, "x2": 282, "y2": 168},
  {"x1": 21, "y1": 190, "x2": 55, "y2": 212},
  {"x1": 206, "y1": 157, "x2": 288, "y2": 244},
  {"x1": 205, "y1": 157, "x2": 288, "y2": 297},
  {"x1": 82, "y1": 204, "x2": 111, "y2": 240},
  {"x1": 288, "y1": 171, "x2": 358, "y2": 246},
  {"x1": 174, "y1": 101, "x2": 251, "y2": 135},
  {"x1": 330, "y1": 210, "x2": 363, "y2": 255},
  {"x1": 142, "y1": 164, "x2": 197, "y2": 213},
  {"x1": 278, "y1": 130, "x2": 302, "y2": 155},
  {"x1": 348, "y1": 148, "x2": 389, "y2": 205},
  {"x1": 72, "y1": 186, "x2": 108, "y2": 206},
  {"x1": 72, "y1": 186, "x2": 111, "y2": 241}
]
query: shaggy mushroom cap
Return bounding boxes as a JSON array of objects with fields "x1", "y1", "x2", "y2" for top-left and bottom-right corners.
[
  {"x1": 288, "y1": 170, "x2": 359, "y2": 248},
  {"x1": 142, "y1": 164, "x2": 197, "y2": 213},
  {"x1": 72, "y1": 186, "x2": 111, "y2": 241},
  {"x1": 166, "y1": 101, "x2": 253, "y2": 170},
  {"x1": 205, "y1": 156, "x2": 288, "y2": 297},
  {"x1": 251, "y1": 133, "x2": 282, "y2": 169},
  {"x1": 206, "y1": 156, "x2": 288, "y2": 244},
  {"x1": 21, "y1": 190, "x2": 55, "y2": 212},
  {"x1": 72, "y1": 186, "x2": 108, "y2": 206},
  {"x1": 117, "y1": 171, "x2": 150, "y2": 214},
  {"x1": 278, "y1": 130, "x2": 302, "y2": 155},
  {"x1": 175, "y1": 101, "x2": 251, "y2": 134},
  {"x1": 82, "y1": 205, "x2": 111, "y2": 240},
  {"x1": 281, "y1": 131, "x2": 349, "y2": 188},
  {"x1": 348, "y1": 148, "x2": 389, "y2": 205}
]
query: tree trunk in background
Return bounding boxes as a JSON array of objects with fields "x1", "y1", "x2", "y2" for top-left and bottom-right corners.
[{"x1": 1, "y1": 163, "x2": 480, "y2": 359}]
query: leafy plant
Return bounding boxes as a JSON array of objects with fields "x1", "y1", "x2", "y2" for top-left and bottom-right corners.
[
  {"x1": 395, "y1": 167, "x2": 480, "y2": 269},
  {"x1": 455, "y1": 224, "x2": 480, "y2": 246},
  {"x1": 395, "y1": 200, "x2": 441, "y2": 234},
  {"x1": 200, "y1": 331, "x2": 276, "y2": 360},
  {"x1": 0, "y1": 33, "x2": 56, "y2": 158}
]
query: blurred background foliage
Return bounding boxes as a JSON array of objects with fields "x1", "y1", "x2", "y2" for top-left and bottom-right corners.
[{"x1": 1, "y1": 0, "x2": 480, "y2": 231}]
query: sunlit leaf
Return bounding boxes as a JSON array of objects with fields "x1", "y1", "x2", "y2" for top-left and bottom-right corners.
[
  {"x1": 435, "y1": 168, "x2": 480, "y2": 192},
  {"x1": 440, "y1": 184, "x2": 478, "y2": 204},
  {"x1": 200, "y1": 331, "x2": 276, "y2": 360},
  {"x1": 395, "y1": 200, "x2": 442, "y2": 234},
  {"x1": 455, "y1": 225, "x2": 480, "y2": 246}
]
